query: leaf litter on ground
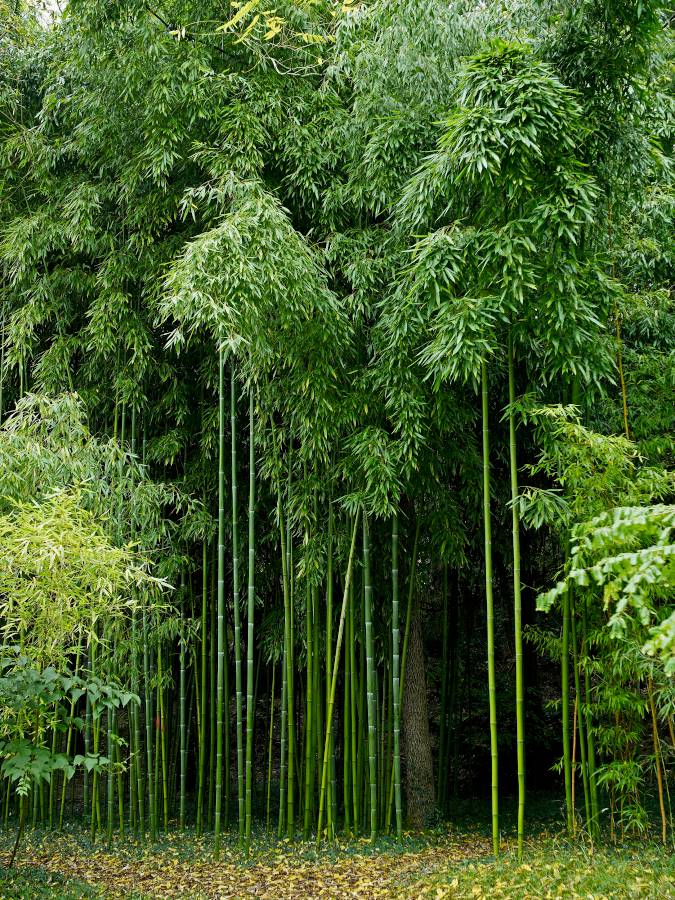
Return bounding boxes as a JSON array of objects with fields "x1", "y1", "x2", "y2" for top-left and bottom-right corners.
[{"x1": 0, "y1": 829, "x2": 672, "y2": 899}]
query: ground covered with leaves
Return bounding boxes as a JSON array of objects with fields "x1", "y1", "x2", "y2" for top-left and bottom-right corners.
[{"x1": 0, "y1": 827, "x2": 673, "y2": 899}]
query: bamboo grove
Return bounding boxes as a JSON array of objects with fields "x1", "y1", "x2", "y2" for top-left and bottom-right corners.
[{"x1": 0, "y1": 0, "x2": 673, "y2": 860}]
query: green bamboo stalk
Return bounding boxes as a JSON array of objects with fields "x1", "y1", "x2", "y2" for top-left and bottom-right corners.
[
  {"x1": 279, "y1": 505, "x2": 295, "y2": 838},
  {"x1": 197, "y1": 536, "x2": 208, "y2": 836},
  {"x1": 384, "y1": 622, "x2": 393, "y2": 831},
  {"x1": 326, "y1": 504, "x2": 335, "y2": 839},
  {"x1": 245, "y1": 388, "x2": 256, "y2": 850},
  {"x1": 278, "y1": 463, "x2": 296, "y2": 839},
  {"x1": 570, "y1": 590, "x2": 591, "y2": 833},
  {"x1": 648, "y1": 675, "x2": 668, "y2": 845},
  {"x1": 303, "y1": 535, "x2": 314, "y2": 839},
  {"x1": 224, "y1": 579, "x2": 231, "y2": 828},
  {"x1": 231, "y1": 365, "x2": 245, "y2": 845},
  {"x1": 48, "y1": 725, "x2": 57, "y2": 829},
  {"x1": 59, "y1": 645, "x2": 82, "y2": 830},
  {"x1": 90, "y1": 729, "x2": 99, "y2": 840},
  {"x1": 131, "y1": 618, "x2": 144, "y2": 838},
  {"x1": 299, "y1": 678, "x2": 306, "y2": 819},
  {"x1": 437, "y1": 564, "x2": 449, "y2": 809},
  {"x1": 581, "y1": 597, "x2": 599, "y2": 836},
  {"x1": 142, "y1": 603, "x2": 155, "y2": 840},
  {"x1": 266, "y1": 663, "x2": 276, "y2": 832},
  {"x1": 562, "y1": 581, "x2": 573, "y2": 834},
  {"x1": 349, "y1": 578, "x2": 359, "y2": 833},
  {"x1": 378, "y1": 664, "x2": 386, "y2": 827},
  {"x1": 508, "y1": 343, "x2": 525, "y2": 859},
  {"x1": 90, "y1": 637, "x2": 100, "y2": 841},
  {"x1": 83, "y1": 639, "x2": 92, "y2": 821},
  {"x1": 343, "y1": 597, "x2": 351, "y2": 836},
  {"x1": 153, "y1": 668, "x2": 161, "y2": 829},
  {"x1": 193, "y1": 646, "x2": 202, "y2": 817},
  {"x1": 116, "y1": 730, "x2": 124, "y2": 837},
  {"x1": 391, "y1": 511, "x2": 403, "y2": 841},
  {"x1": 313, "y1": 568, "x2": 322, "y2": 835},
  {"x1": 448, "y1": 579, "x2": 460, "y2": 806},
  {"x1": 129, "y1": 406, "x2": 144, "y2": 840},
  {"x1": 208, "y1": 541, "x2": 217, "y2": 830},
  {"x1": 362, "y1": 513, "x2": 377, "y2": 841},
  {"x1": 316, "y1": 511, "x2": 360, "y2": 839},
  {"x1": 179, "y1": 571, "x2": 187, "y2": 831},
  {"x1": 482, "y1": 358, "x2": 499, "y2": 856},
  {"x1": 107, "y1": 704, "x2": 115, "y2": 847},
  {"x1": 33, "y1": 754, "x2": 40, "y2": 828},
  {"x1": 362, "y1": 627, "x2": 370, "y2": 832},
  {"x1": 158, "y1": 649, "x2": 169, "y2": 831},
  {"x1": 286, "y1": 449, "x2": 295, "y2": 838},
  {"x1": 214, "y1": 343, "x2": 226, "y2": 855},
  {"x1": 278, "y1": 638, "x2": 288, "y2": 838},
  {"x1": 562, "y1": 384, "x2": 578, "y2": 835},
  {"x1": 273, "y1": 437, "x2": 292, "y2": 840},
  {"x1": 385, "y1": 517, "x2": 419, "y2": 832}
]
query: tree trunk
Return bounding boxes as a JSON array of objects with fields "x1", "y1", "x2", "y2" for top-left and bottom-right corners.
[{"x1": 403, "y1": 610, "x2": 435, "y2": 829}]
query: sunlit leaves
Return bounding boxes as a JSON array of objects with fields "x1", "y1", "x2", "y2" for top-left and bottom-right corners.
[
  {"x1": 537, "y1": 504, "x2": 675, "y2": 673},
  {"x1": 526, "y1": 403, "x2": 673, "y2": 524},
  {"x1": 0, "y1": 490, "x2": 162, "y2": 665}
]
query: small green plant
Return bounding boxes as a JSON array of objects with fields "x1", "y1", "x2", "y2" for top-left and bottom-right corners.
[{"x1": 0, "y1": 650, "x2": 138, "y2": 868}]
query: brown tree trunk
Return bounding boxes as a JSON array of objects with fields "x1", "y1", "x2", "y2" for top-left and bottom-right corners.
[{"x1": 403, "y1": 609, "x2": 435, "y2": 828}]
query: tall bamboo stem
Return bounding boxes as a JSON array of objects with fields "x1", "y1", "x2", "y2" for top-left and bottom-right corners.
[
  {"x1": 570, "y1": 592, "x2": 590, "y2": 832},
  {"x1": 363, "y1": 513, "x2": 377, "y2": 841},
  {"x1": 278, "y1": 490, "x2": 295, "y2": 838},
  {"x1": 303, "y1": 530, "x2": 314, "y2": 839},
  {"x1": 385, "y1": 517, "x2": 419, "y2": 831},
  {"x1": 214, "y1": 343, "x2": 226, "y2": 855},
  {"x1": 197, "y1": 535, "x2": 208, "y2": 836},
  {"x1": 266, "y1": 663, "x2": 275, "y2": 832},
  {"x1": 648, "y1": 675, "x2": 667, "y2": 844},
  {"x1": 244, "y1": 388, "x2": 256, "y2": 849},
  {"x1": 316, "y1": 511, "x2": 361, "y2": 839},
  {"x1": 231, "y1": 365, "x2": 245, "y2": 844},
  {"x1": 391, "y1": 511, "x2": 402, "y2": 842},
  {"x1": 508, "y1": 342, "x2": 525, "y2": 858},
  {"x1": 179, "y1": 571, "x2": 187, "y2": 831},
  {"x1": 482, "y1": 358, "x2": 498, "y2": 855}
]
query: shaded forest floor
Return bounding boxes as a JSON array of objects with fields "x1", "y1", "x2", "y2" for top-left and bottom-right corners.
[{"x1": 0, "y1": 825, "x2": 673, "y2": 898}]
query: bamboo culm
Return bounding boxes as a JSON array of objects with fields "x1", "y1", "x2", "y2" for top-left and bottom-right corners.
[
  {"x1": 391, "y1": 511, "x2": 402, "y2": 842},
  {"x1": 508, "y1": 342, "x2": 525, "y2": 859},
  {"x1": 362, "y1": 513, "x2": 377, "y2": 841},
  {"x1": 214, "y1": 343, "x2": 226, "y2": 856},
  {"x1": 482, "y1": 358, "x2": 499, "y2": 856},
  {"x1": 316, "y1": 511, "x2": 361, "y2": 839},
  {"x1": 244, "y1": 387, "x2": 256, "y2": 850},
  {"x1": 231, "y1": 365, "x2": 245, "y2": 845}
]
